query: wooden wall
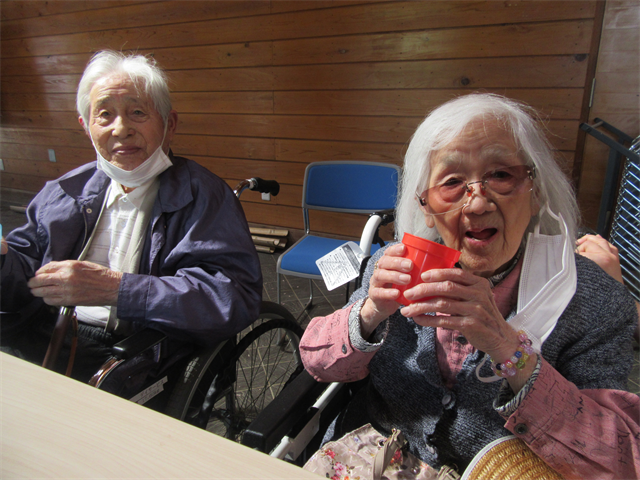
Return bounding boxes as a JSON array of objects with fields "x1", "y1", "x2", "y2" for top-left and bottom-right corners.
[
  {"x1": 576, "y1": 0, "x2": 639, "y2": 231},
  {"x1": 0, "y1": 1, "x2": 604, "y2": 239}
]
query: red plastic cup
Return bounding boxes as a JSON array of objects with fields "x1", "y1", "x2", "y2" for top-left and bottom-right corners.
[{"x1": 394, "y1": 233, "x2": 461, "y2": 305}]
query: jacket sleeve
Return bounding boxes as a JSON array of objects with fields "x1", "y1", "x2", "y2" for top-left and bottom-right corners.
[
  {"x1": 116, "y1": 174, "x2": 262, "y2": 347},
  {"x1": 500, "y1": 264, "x2": 640, "y2": 480},
  {"x1": 503, "y1": 359, "x2": 640, "y2": 480},
  {"x1": 300, "y1": 304, "x2": 378, "y2": 383}
]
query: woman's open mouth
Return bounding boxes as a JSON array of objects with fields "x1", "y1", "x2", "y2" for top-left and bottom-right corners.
[{"x1": 465, "y1": 228, "x2": 497, "y2": 241}]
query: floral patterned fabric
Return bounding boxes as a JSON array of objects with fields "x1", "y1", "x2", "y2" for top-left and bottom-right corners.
[{"x1": 303, "y1": 424, "x2": 457, "y2": 480}]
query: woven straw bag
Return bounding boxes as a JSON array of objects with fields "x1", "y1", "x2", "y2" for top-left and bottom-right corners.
[{"x1": 462, "y1": 436, "x2": 564, "y2": 480}]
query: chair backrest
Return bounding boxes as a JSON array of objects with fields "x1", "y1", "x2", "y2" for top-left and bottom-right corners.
[
  {"x1": 608, "y1": 136, "x2": 640, "y2": 303},
  {"x1": 302, "y1": 161, "x2": 400, "y2": 214},
  {"x1": 581, "y1": 119, "x2": 639, "y2": 303}
]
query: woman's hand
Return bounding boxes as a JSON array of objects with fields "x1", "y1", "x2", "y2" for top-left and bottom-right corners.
[
  {"x1": 576, "y1": 234, "x2": 623, "y2": 283},
  {"x1": 359, "y1": 243, "x2": 413, "y2": 337},
  {"x1": 400, "y1": 268, "x2": 536, "y2": 391}
]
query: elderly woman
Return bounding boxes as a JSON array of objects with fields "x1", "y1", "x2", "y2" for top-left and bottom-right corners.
[
  {"x1": 1, "y1": 50, "x2": 262, "y2": 381},
  {"x1": 300, "y1": 94, "x2": 639, "y2": 479}
]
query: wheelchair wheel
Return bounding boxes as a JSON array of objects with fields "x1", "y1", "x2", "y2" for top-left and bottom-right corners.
[{"x1": 165, "y1": 301, "x2": 303, "y2": 442}]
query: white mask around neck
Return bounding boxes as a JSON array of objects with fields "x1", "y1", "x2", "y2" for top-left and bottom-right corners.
[{"x1": 92, "y1": 123, "x2": 172, "y2": 188}]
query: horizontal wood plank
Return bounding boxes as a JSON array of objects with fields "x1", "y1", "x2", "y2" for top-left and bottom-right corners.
[
  {"x1": 272, "y1": 20, "x2": 594, "y2": 65},
  {"x1": 192, "y1": 156, "x2": 307, "y2": 185},
  {"x1": 1, "y1": 126, "x2": 89, "y2": 148},
  {"x1": 1, "y1": 88, "x2": 586, "y2": 120},
  {"x1": 0, "y1": 172, "x2": 48, "y2": 192},
  {"x1": 0, "y1": 1, "x2": 140, "y2": 21},
  {"x1": 268, "y1": 1, "x2": 380, "y2": 15},
  {"x1": 0, "y1": 143, "x2": 91, "y2": 165},
  {"x1": 1, "y1": 158, "x2": 80, "y2": 178},
  {"x1": 0, "y1": 111, "x2": 580, "y2": 154},
  {"x1": 275, "y1": 138, "x2": 404, "y2": 164},
  {"x1": 174, "y1": 56, "x2": 591, "y2": 91},
  {"x1": 274, "y1": 88, "x2": 585, "y2": 119},
  {"x1": 1, "y1": 1, "x2": 597, "y2": 58},
  {"x1": 1, "y1": 1, "x2": 270, "y2": 40},
  {"x1": 172, "y1": 134, "x2": 276, "y2": 160},
  {"x1": 1, "y1": 56, "x2": 590, "y2": 94}
]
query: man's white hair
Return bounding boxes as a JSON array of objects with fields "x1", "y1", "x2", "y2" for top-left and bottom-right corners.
[{"x1": 76, "y1": 50, "x2": 172, "y2": 128}]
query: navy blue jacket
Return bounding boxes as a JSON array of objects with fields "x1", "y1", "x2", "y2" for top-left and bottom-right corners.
[{"x1": 1, "y1": 154, "x2": 262, "y2": 346}]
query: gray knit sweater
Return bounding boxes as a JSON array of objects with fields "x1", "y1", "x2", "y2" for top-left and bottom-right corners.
[{"x1": 327, "y1": 246, "x2": 638, "y2": 471}]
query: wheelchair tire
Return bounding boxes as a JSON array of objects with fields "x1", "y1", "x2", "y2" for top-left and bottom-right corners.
[{"x1": 164, "y1": 301, "x2": 304, "y2": 442}]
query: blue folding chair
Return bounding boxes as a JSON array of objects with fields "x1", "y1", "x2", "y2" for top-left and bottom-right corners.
[{"x1": 276, "y1": 161, "x2": 401, "y2": 308}]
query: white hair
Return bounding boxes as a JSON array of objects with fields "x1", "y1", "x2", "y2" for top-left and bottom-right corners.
[
  {"x1": 76, "y1": 50, "x2": 172, "y2": 128},
  {"x1": 395, "y1": 93, "x2": 579, "y2": 242}
]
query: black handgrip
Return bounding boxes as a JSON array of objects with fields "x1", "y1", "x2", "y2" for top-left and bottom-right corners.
[{"x1": 250, "y1": 178, "x2": 280, "y2": 196}]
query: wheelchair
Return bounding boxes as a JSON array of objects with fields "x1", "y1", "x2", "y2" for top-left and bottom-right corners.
[{"x1": 33, "y1": 177, "x2": 304, "y2": 442}]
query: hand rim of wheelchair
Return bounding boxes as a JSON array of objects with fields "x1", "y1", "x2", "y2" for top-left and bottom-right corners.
[{"x1": 163, "y1": 301, "x2": 304, "y2": 441}]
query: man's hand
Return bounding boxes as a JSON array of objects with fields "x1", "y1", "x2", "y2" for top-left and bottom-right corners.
[
  {"x1": 1, "y1": 238, "x2": 7, "y2": 255},
  {"x1": 27, "y1": 260, "x2": 122, "y2": 307},
  {"x1": 575, "y1": 234, "x2": 623, "y2": 283}
]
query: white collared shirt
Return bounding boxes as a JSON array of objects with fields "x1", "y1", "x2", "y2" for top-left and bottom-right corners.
[{"x1": 75, "y1": 179, "x2": 156, "y2": 327}]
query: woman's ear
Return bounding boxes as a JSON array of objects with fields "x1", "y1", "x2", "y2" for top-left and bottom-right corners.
[
  {"x1": 530, "y1": 185, "x2": 541, "y2": 218},
  {"x1": 424, "y1": 209, "x2": 435, "y2": 228}
]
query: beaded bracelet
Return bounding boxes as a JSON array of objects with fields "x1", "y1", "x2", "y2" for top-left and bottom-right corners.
[{"x1": 489, "y1": 330, "x2": 535, "y2": 378}]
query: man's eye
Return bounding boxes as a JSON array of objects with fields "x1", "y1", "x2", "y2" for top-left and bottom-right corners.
[{"x1": 132, "y1": 109, "x2": 145, "y2": 116}]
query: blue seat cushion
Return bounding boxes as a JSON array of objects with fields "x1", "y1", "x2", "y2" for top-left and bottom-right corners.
[{"x1": 278, "y1": 235, "x2": 385, "y2": 277}]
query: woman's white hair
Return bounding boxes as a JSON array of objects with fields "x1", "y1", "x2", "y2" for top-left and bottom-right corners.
[
  {"x1": 395, "y1": 93, "x2": 579, "y2": 243},
  {"x1": 76, "y1": 50, "x2": 172, "y2": 128}
]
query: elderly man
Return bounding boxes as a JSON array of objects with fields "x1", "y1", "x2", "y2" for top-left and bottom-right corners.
[{"x1": 1, "y1": 50, "x2": 262, "y2": 382}]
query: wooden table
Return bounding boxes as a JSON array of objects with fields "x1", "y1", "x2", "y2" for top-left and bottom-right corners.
[{"x1": 1, "y1": 353, "x2": 319, "y2": 479}]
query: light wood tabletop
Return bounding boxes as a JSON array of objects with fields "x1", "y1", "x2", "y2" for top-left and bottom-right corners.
[{"x1": 1, "y1": 352, "x2": 319, "y2": 479}]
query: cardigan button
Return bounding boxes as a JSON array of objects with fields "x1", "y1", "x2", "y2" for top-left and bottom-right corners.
[
  {"x1": 514, "y1": 423, "x2": 529, "y2": 435},
  {"x1": 341, "y1": 344, "x2": 347, "y2": 354},
  {"x1": 456, "y1": 335, "x2": 468, "y2": 345},
  {"x1": 442, "y1": 392, "x2": 455, "y2": 409}
]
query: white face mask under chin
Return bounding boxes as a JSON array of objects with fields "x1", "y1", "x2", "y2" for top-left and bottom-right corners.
[
  {"x1": 96, "y1": 145, "x2": 172, "y2": 188},
  {"x1": 91, "y1": 125, "x2": 172, "y2": 188}
]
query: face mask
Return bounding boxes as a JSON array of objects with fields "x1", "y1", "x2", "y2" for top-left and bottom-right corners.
[
  {"x1": 477, "y1": 204, "x2": 577, "y2": 382},
  {"x1": 92, "y1": 124, "x2": 172, "y2": 188},
  {"x1": 512, "y1": 204, "x2": 577, "y2": 350}
]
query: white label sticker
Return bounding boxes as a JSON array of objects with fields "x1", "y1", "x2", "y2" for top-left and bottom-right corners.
[
  {"x1": 130, "y1": 376, "x2": 168, "y2": 405},
  {"x1": 316, "y1": 241, "x2": 364, "y2": 291}
]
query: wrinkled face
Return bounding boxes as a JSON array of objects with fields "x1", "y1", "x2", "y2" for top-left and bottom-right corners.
[
  {"x1": 424, "y1": 119, "x2": 538, "y2": 277},
  {"x1": 83, "y1": 74, "x2": 169, "y2": 171}
]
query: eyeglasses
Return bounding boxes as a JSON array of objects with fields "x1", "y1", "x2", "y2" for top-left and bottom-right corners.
[{"x1": 416, "y1": 165, "x2": 536, "y2": 215}]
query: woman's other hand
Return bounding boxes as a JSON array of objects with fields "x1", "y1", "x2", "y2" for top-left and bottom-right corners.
[
  {"x1": 576, "y1": 234, "x2": 623, "y2": 283},
  {"x1": 400, "y1": 268, "x2": 536, "y2": 390},
  {"x1": 359, "y1": 243, "x2": 413, "y2": 337}
]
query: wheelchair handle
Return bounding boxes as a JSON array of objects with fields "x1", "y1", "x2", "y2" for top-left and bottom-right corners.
[{"x1": 233, "y1": 178, "x2": 280, "y2": 198}]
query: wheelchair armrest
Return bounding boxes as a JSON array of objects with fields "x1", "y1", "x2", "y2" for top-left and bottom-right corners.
[
  {"x1": 359, "y1": 210, "x2": 394, "y2": 255},
  {"x1": 242, "y1": 369, "x2": 328, "y2": 454},
  {"x1": 111, "y1": 329, "x2": 167, "y2": 360}
]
